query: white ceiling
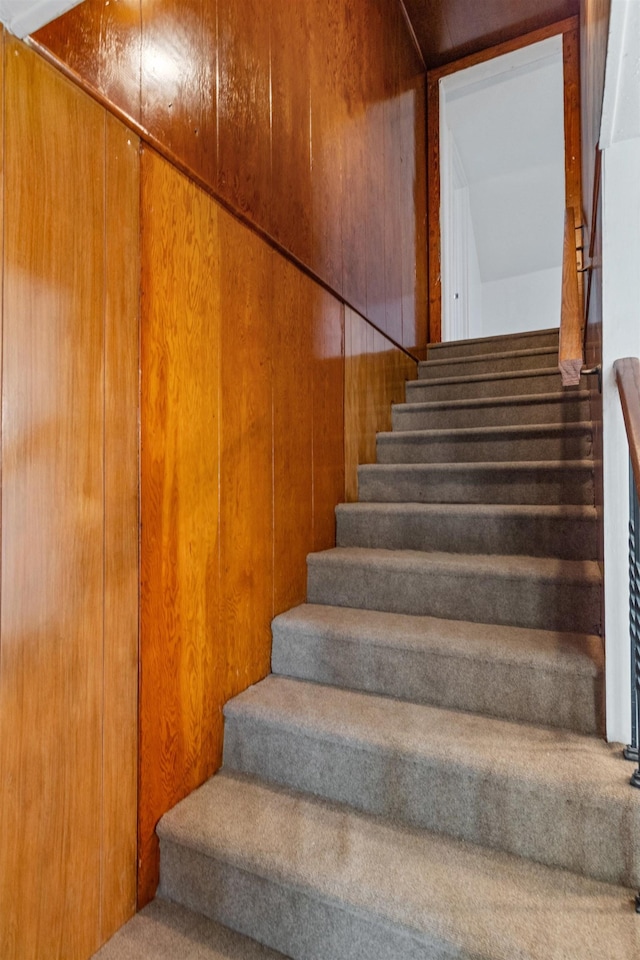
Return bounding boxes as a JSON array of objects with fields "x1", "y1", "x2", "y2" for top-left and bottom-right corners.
[
  {"x1": 0, "y1": 0, "x2": 83, "y2": 39},
  {"x1": 442, "y1": 36, "x2": 566, "y2": 283}
]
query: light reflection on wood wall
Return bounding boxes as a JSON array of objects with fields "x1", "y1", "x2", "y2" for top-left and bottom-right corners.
[
  {"x1": 0, "y1": 25, "x2": 418, "y2": 958},
  {"x1": 0, "y1": 35, "x2": 139, "y2": 959},
  {"x1": 33, "y1": 0, "x2": 428, "y2": 354}
]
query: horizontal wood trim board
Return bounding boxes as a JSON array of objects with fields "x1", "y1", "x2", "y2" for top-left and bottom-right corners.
[{"x1": 427, "y1": 15, "x2": 579, "y2": 81}]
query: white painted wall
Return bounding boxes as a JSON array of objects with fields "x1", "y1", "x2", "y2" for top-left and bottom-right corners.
[
  {"x1": 482, "y1": 266, "x2": 562, "y2": 337},
  {"x1": 599, "y1": 0, "x2": 640, "y2": 744}
]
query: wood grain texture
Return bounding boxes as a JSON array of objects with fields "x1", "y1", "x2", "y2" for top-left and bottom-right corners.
[
  {"x1": 0, "y1": 38, "x2": 105, "y2": 960},
  {"x1": 34, "y1": 0, "x2": 142, "y2": 123},
  {"x1": 217, "y1": 0, "x2": 271, "y2": 227},
  {"x1": 141, "y1": 0, "x2": 217, "y2": 188},
  {"x1": 312, "y1": 289, "x2": 344, "y2": 551},
  {"x1": 309, "y1": 0, "x2": 344, "y2": 294},
  {"x1": 560, "y1": 207, "x2": 584, "y2": 386},
  {"x1": 139, "y1": 148, "x2": 221, "y2": 906},
  {"x1": 581, "y1": 0, "x2": 611, "y2": 245},
  {"x1": 272, "y1": 256, "x2": 313, "y2": 615},
  {"x1": 563, "y1": 23, "x2": 583, "y2": 221},
  {"x1": 34, "y1": 0, "x2": 427, "y2": 352},
  {"x1": 426, "y1": 72, "x2": 441, "y2": 345},
  {"x1": 403, "y1": 0, "x2": 579, "y2": 67},
  {"x1": 102, "y1": 115, "x2": 140, "y2": 943},
  {"x1": 218, "y1": 206, "x2": 274, "y2": 703},
  {"x1": 344, "y1": 308, "x2": 417, "y2": 502},
  {"x1": 383, "y1": 5, "x2": 404, "y2": 348},
  {"x1": 271, "y1": 0, "x2": 311, "y2": 261}
]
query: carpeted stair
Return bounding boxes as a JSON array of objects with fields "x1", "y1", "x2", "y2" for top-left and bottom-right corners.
[{"x1": 96, "y1": 327, "x2": 640, "y2": 960}]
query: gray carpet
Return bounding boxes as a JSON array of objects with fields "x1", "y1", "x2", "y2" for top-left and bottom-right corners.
[{"x1": 104, "y1": 327, "x2": 640, "y2": 959}]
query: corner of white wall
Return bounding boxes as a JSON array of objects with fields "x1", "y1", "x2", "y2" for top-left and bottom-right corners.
[{"x1": 601, "y1": 136, "x2": 640, "y2": 744}]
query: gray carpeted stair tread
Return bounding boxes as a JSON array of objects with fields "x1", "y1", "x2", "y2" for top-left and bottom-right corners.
[
  {"x1": 271, "y1": 606, "x2": 603, "y2": 732},
  {"x1": 307, "y1": 547, "x2": 601, "y2": 633},
  {"x1": 358, "y1": 460, "x2": 594, "y2": 505},
  {"x1": 335, "y1": 501, "x2": 597, "y2": 559},
  {"x1": 405, "y1": 367, "x2": 566, "y2": 401},
  {"x1": 158, "y1": 772, "x2": 640, "y2": 960},
  {"x1": 223, "y1": 675, "x2": 637, "y2": 884},
  {"x1": 392, "y1": 391, "x2": 591, "y2": 430},
  {"x1": 376, "y1": 421, "x2": 592, "y2": 463},
  {"x1": 418, "y1": 346, "x2": 558, "y2": 379},
  {"x1": 92, "y1": 898, "x2": 290, "y2": 959},
  {"x1": 427, "y1": 327, "x2": 559, "y2": 359}
]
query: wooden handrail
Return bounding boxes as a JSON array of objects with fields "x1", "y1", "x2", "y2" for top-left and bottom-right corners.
[
  {"x1": 559, "y1": 206, "x2": 584, "y2": 386},
  {"x1": 614, "y1": 357, "x2": 640, "y2": 500}
]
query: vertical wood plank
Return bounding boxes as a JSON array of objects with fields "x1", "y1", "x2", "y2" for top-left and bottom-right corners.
[
  {"x1": 218, "y1": 208, "x2": 273, "y2": 702},
  {"x1": 563, "y1": 23, "x2": 583, "y2": 221},
  {"x1": 271, "y1": 0, "x2": 311, "y2": 262},
  {"x1": 34, "y1": 0, "x2": 142, "y2": 124},
  {"x1": 141, "y1": 0, "x2": 216, "y2": 188},
  {"x1": 0, "y1": 40, "x2": 105, "y2": 960},
  {"x1": 217, "y1": 0, "x2": 272, "y2": 227},
  {"x1": 383, "y1": 6, "x2": 404, "y2": 346},
  {"x1": 102, "y1": 116, "x2": 140, "y2": 941},
  {"x1": 427, "y1": 73, "x2": 442, "y2": 344},
  {"x1": 139, "y1": 148, "x2": 221, "y2": 906},
  {"x1": 341, "y1": 0, "x2": 368, "y2": 318},
  {"x1": 272, "y1": 255, "x2": 313, "y2": 614},
  {"x1": 312, "y1": 289, "x2": 344, "y2": 551},
  {"x1": 309, "y1": 0, "x2": 344, "y2": 293}
]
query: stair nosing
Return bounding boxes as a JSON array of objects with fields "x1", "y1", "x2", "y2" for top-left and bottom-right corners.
[
  {"x1": 418, "y1": 346, "x2": 558, "y2": 369},
  {"x1": 393, "y1": 390, "x2": 590, "y2": 413},
  {"x1": 377, "y1": 421, "x2": 593, "y2": 442},
  {"x1": 405, "y1": 366, "x2": 561, "y2": 388}
]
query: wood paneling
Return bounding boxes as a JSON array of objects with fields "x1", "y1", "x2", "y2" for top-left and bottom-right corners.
[
  {"x1": 34, "y1": 0, "x2": 427, "y2": 353},
  {"x1": 139, "y1": 148, "x2": 221, "y2": 905},
  {"x1": 141, "y1": 0, "x2": 216, "y2": 188},
  {"x1": 271, "y1": 0, "x2": 311, "y2": 262},
  {"x1": 309, "y1": 0, "x2": 344, "y2": 294},
  {"x1": 217, "y1": 0, "x2": 272, "y2": 227},
  {"x1": 344, "y1": 307, "x2": 417, "y2": 501},
  {"x1": 403, "y1": 0, "x2": 579, "y2": 67},
  {"x1": 0, "y1": 38, "x2": 138, "y2": 960},
  {"x1": 218, "y1": 208, "x2": 274, "y2": 701},
  {"x1": 272, "y1": 257, "x2": 312, "y2": 614},
  {"x1": 426, "y1": 73, "x2": 441, "y2": 345},
  {"x1": 102, "y1": 115, "x2": 140, "y2": 943},
  {"x1": 563, "y1": 23, "x2": 583, "y2": 221},
  {"x1": 312, "y1": 290, "x2": 345, "y2": 552}
]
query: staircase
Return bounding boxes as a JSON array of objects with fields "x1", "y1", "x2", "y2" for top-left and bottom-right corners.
[{"x1": 96, "y1": 327, "x2": 640, "y2": 960}]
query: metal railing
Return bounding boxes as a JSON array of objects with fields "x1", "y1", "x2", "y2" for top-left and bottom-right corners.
[{"x1": 614, "y1": 357, "x2": 640, "y2": 913}]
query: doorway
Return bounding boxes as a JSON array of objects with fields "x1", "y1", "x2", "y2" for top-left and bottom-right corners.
[{"x1": 427, "y1": 18, "x2": 582, "y2": 345}]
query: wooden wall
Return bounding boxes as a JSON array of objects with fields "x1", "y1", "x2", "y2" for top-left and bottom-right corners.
[
  {"x1": 139, "y1": 147, "x2": 416, "y2": 904},
  {"x1": 1, "y1": 15, "x2": 420, "y2": 957},
  {"x1": 0, "y1": 35, "x2": 139, "y2": 960},
  {"x1": 33, "y1": 0, "x2": 428, "y2": 354}
]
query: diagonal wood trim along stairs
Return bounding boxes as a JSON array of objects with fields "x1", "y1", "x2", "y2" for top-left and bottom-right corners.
[{"x1": 96, "y1": 327, "x2": 640, "y2": 960}]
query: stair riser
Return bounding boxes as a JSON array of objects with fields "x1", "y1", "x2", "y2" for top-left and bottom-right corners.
[
  {"x1": 307, "y1": 559, "x2": 601, "y2": 633},
  {"x1": 376, "y1": 431, "x2": 592, "y2": 464},
  {"x1": 271, "y1": 628, "x2": 602, "y2": 733},
  {"x1": 335, "y1": 508, "x2": 597, "y2": 560},
  {"x1": 392, "y1": 396, "x2": 590, "y2": 431},
  {"x1": 358, "y1": 466, "x2": 594, "y2": 505},
  {"x1": 222, "y1": 717, "x2": 637, "y2": 887},
  {"x1": 160, "y1": 839, "x2": 437, "y2": 960},
  {"x1": 406, "y1": 371, "x2": 564, "y2": 401},
  {"x1": 418, "y1": 350, "x2": 557, "y2": 380},
  {"x1": 427, "y1": 330, "x2": 559, "y2": 359}
]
